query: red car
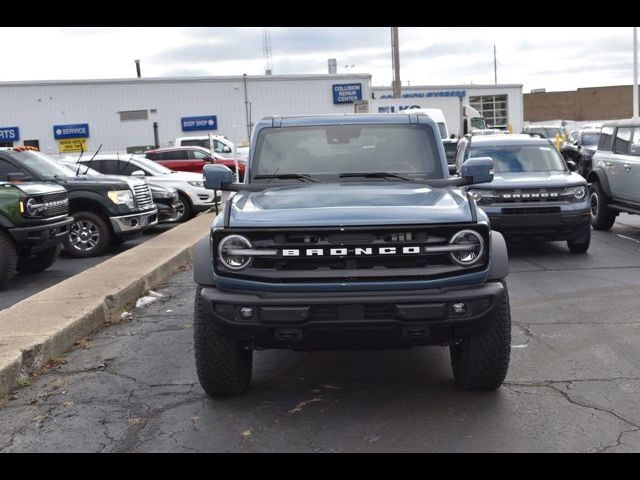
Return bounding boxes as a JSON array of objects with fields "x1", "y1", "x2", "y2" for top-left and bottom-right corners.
[{"x1": 145, "y1": 146, "x2": 245, "y2": 179}]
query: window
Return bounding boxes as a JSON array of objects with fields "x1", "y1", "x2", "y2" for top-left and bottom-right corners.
[
  {"x1": 580, "y1": 132, "x2": 600, "y2": 147},
  {"x1": 170, "y1": 150, "x2": 189, "y2": 161},
  {"x1": 23, "y1": 140, "x2": 40, "y2": 149},
  {"x1": 190, "y1": 150, "x2": 209, "y2": 160},
  {"x1": 119, "y1": 110, "x2": 148, "y2": 121},
  {"x1": 85, "y1": 160, "x2": 120, "y2": 175},
  {"x1": 469, "y1": 95, "x2": 508, "y2": 129},
  {"x1": 181, "y1": 139, "x2": 208, "y2": 148},
  {"x1": 0, "y1": 141, "x2": 13, "y2": 148},
  {"x1": 118, "y1": 162, "x2": 147, "y2": 175},
  {"x1": 253, "y1": 124, "x2": 442, "y2": 179},
  {"x1": 599, "y1": 126, "x2": 615, "y2": 151},
  {"x1": 614, "y1": 127, "x2": 633, "y2": 155},
  {"x1": 0, "y1": 158, "x2": 19, "y2": 180},
  {"x1": 469, "y1": 145, "x2": 566, "y2": 173},
  {"x1": 631, "y1": 128, "x2": 640, "y2": 156},
  {"x1": 146, "y1": 152, "x2": 164, "y2": 161}
]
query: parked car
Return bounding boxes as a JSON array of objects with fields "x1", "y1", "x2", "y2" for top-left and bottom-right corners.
[
  {"x1": 588, "y1": 119, "x2": 640, "y2": 230},
  {"x1": 193, "y1": 113, "x2": 511, "y2": 396},
  {"x1": 174, "y1": 135, "x2": 249, "y2": 162},
  {"x1": 144, "y1": 146, "x2": 246, "y2": 179},
  {"x1": 0, "y1": 179, "x2": 73, "y2": 286},
  {"x1": 522, "y1": 125, "x2": 567, "y2": 142},
  {"x1": 561, "y1": 128, "x2": 601, "y2": 178},
  {"x1": 74, "y1": 154, "x2": 218, "y2": 222},
  {"x1": 455, "y1": 134, "x2": 591, "y2": 253},
  {"x1": 0, "y1": 147, "x2": 157, "y2": 258},
  {"x1": 59, "y1": 161, "x2": 180, "y2": 224}
]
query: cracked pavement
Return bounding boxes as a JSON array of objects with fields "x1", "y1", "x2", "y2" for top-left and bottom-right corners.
[{"x1": 1, "y1": 215, "x2": 640, "y2": 452}]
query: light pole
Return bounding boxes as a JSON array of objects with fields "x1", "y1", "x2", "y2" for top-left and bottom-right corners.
[{"x1": 633, "y1": 27, "x2": 638, "y2": 118}]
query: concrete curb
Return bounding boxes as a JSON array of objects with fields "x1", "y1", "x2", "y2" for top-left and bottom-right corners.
[{"x1": 0, "y1": 212, "x2": 214, "y2": 399}]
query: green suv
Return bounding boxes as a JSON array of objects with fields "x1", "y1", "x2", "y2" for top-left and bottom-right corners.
[{"x1": 0, "y1": 181, "x2": 73, "y2": 286}]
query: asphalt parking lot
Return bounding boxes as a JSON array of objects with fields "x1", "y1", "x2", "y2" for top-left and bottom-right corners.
[
  {"x1": 1, "y1": 215, "x2": 640, "y2": 452},
  {"x1": 0, "y1": 224, "x2": 177, "y2": 312}
]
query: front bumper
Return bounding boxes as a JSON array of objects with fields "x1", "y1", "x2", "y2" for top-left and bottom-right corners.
[
  {"x1": 109, "y1": 208, "x2": 158, "y2": 234},
  {"x1": 484, "y1": 205, "x2": 590, "y2": 241},
  {"x1": 9, "y1": 216, "x2": 74, "y2": 252},
  {"x1": 190, "y1": 188, "x2": 220, "y2": 212},
  {"x1": 198, "y1": 281, "x2": 506, "y2": 350},
  {"x1": 157, "y1": 201, "x2": 180, "y2": 223}
]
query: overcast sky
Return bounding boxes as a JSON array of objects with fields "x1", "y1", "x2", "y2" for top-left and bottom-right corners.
[{"x1": 0, "y1": 27, "x2": 637, "y2": 92}]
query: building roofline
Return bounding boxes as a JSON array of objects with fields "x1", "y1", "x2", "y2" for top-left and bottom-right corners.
[
  {"x1": 372, "y1": 83, "x2": 523, "y2": 90},
  {"x1": 0, "y1": 73, "x2": 372, "y2": 88}
]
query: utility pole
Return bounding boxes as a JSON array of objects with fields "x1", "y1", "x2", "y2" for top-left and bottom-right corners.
[
  {"x1": 135, "y1": 59, "x2": 141, "y2": 78},
  {"x1": 391, "y1": 27, "x2": 401, "y2": 98},
  {"x1": 633, "y1": 27, "x2": 638, "y2": 118},
  {"x1": 493, "y1": 45, "x2": 497, "y2": 85}
]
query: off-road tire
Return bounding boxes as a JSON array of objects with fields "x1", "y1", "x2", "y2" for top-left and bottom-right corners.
[
  {"x1": 450, "y1": 283, "x2": 511, "y2": 390},
  {"x1": 175, "y1": 193, "x2": 193, "y2": 223},
  {"x1": 0, "y1": 230, "x2": 18, "y2": 287},
  {"x1": 589, "y1": 182, "x2": 616, "y2": 231},
  {"x1": 194, "y1": 287, "x2": 253, "y2": 397},
  {"x1": 63, "y1": 211, "x2": 112, "y2": 258},
  {"x1": 16, "y1": 245, "x2": 60, "y2": 273},
  {"x1": 567, "y1": 228, "x2": 591, "y2": 254}
]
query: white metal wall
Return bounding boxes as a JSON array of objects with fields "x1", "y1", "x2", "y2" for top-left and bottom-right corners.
[{"x1": 0, "y1": 74, "x2": 372, "y2": 155}]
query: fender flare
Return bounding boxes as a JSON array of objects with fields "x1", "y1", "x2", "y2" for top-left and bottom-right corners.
[
  {"x1": 488, "y1": 231, "x2": 509, "y2": 280},
  {"x1": 587, "y1": 168, "x2": 612, "y2": 198},
  {"x1": 193, "y1": 236, "x2": 215, "y2": 286}
]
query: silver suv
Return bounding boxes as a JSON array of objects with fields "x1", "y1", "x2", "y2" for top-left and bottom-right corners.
[{"x1": 588, "y1": 119, "x2": 640, "y2": 230}]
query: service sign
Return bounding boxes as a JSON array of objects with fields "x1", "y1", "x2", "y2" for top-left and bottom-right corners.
[
  {"x1": 0, "y1": 126, "x2": 20, "y2": 142},
  {"x1": 333, "y1": 83, "x2": 363, "y2": 104},
  {"x1": 58, "y1": 138, "x2": 88, "y2": 153},
  {"x1": 181, "y1": 115, "x2": 217, "y2": 132},
  {"x1": 53, "y1": 123, "x2": 90, "y2": 139}
]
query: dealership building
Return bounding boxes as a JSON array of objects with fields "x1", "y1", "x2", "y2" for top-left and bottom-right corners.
[{"x1": 0, "y1": 73, "x2": 524, "y2": 155}]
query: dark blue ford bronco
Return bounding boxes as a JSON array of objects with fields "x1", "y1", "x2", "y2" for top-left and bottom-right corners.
[{"x1": 193, "y1": 113, "x2": 511, "y2": 396}]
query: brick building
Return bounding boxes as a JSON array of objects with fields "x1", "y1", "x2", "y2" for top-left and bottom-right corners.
[{"x1": 524, "y1": 85, "x2": 639, "y2": 122}]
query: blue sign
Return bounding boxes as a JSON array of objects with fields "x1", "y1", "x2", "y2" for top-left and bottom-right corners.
[
  {"x1": 0, "y1": 126, "x2": 19, "y2": 142},
  {"x1": 380, "y1": 90, "x2": 466, "y2": 99},
  {"x1": 53, "y1": 123, "x2": 90, "y2": 139},
  {"x1": 181, "y1": 115, "x2": 218, "y2": 132},
  {"x1": 333, "y1": 83, "x2": 363, "y2": 104}
]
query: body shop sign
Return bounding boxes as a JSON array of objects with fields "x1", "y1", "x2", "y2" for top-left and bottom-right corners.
[{"x1": 333, "y1": 83, "x2": 362, "y2": 104}]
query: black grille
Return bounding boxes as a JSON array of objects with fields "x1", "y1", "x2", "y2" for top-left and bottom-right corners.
[
  {"x1": 310, "y1": 304, "x2": 394, "y2": 321},
  {"x1": 502, "y1": 207, "x2": 561, "y2": 215},
  {"x1": 41, "y1": 192, "x2": 69, "y2": 218},
  {"x1": 214, "y1": 225, "x2": 489, "y2": 283},
  {"x1": 133, "y1": 184, "x2": 154, "y2": 209}
]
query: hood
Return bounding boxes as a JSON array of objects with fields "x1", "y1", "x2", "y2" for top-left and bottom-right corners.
[
  {"x1": 227, "y1": 183, "x2": 473, "y2": 228},
  {"x1": 475, "y1": 171, "x2": 585, "y2": 189},
  {"x1": 61, "y1": 175, "x2": 133, "y2": 189},
  {"x1": 11, "y1": 182, "x2": 66, "y2": 196},
  {"x1": 166, "y1": 171, "x2": 203, "y2": 181}
]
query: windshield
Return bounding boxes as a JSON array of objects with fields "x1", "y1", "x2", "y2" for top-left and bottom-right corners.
[
  {"x1": 470, "y1": 117, "x2": 486, "y2": 129},
  {"x1": 469, "y1": 144, "x2": 566, "y2": 173},
  {"x1": 11, "y1": 151, "x2": 70, "y2": 179},
  {"x1": 253, "y1": 124, "x2": 442, "y2": 180},
  {"x1": 132, "y1": 156, "x2": 173, "y2": 175},
  {"x1": 581, "y1": 132, "x2": 600, "y2": 146}
]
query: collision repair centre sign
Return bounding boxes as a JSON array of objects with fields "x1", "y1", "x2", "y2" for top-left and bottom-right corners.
[
  {"x1": 0, "y1": 126, "x2": 20, "y2": 142},
  {"x1": 333, "y1": 83, "x2": 363, "y2": 104},
  {"x1": 53, "y1": 123, "x2": 90, "y2": 139},
  {"x1": 181, "y1": 115, "x2": 217, "y2": 132}
]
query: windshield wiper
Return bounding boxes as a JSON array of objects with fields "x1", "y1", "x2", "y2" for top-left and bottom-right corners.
[
  {"x1": 254, "y1": 173, "x2": 317, "y2": 182},
  {"x1": 339, "y1": 172, "x2": 410, "y2": 181}
]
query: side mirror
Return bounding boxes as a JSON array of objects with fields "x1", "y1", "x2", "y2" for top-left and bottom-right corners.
[
  {"x1": 222, "y1": 146, "x2": 232, "y2": 154},
  {"x1": 203, "y1": 164, "x2": 234, "y2": 190},
  {"x1": 566, "y1": 160, "x2": 577, "y2": 172},
  {"x1": 462, "y1": 157, "x2": 494, "y2": 184},
  {"x1": 131, "y1": 170, "x2": 146, "y2": 177},
  {"x1": 630, "y1": 143, "x2": 640, "y2": 156}
]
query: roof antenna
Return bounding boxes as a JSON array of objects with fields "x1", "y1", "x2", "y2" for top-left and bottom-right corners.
[
  {"x1": 83, "y1": 144, "x2": 102, "y2": 175},
  {"x1": 75, "y1": 148, "x2": 85, "y2": 176}
]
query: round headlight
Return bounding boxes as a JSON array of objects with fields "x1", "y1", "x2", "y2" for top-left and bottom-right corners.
[
  {"x1": 573, "y1": 186, "x2": 586, "y2": 200},
  {"x1": 26, "y1": 198, "x2": 45, "y2": 216},
  {"x1": 218, "y1": 235, "x2": 252, "y2": 270},
  {"x1": 449, "y1": 230, "x2": 484, "y2": 266}
]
